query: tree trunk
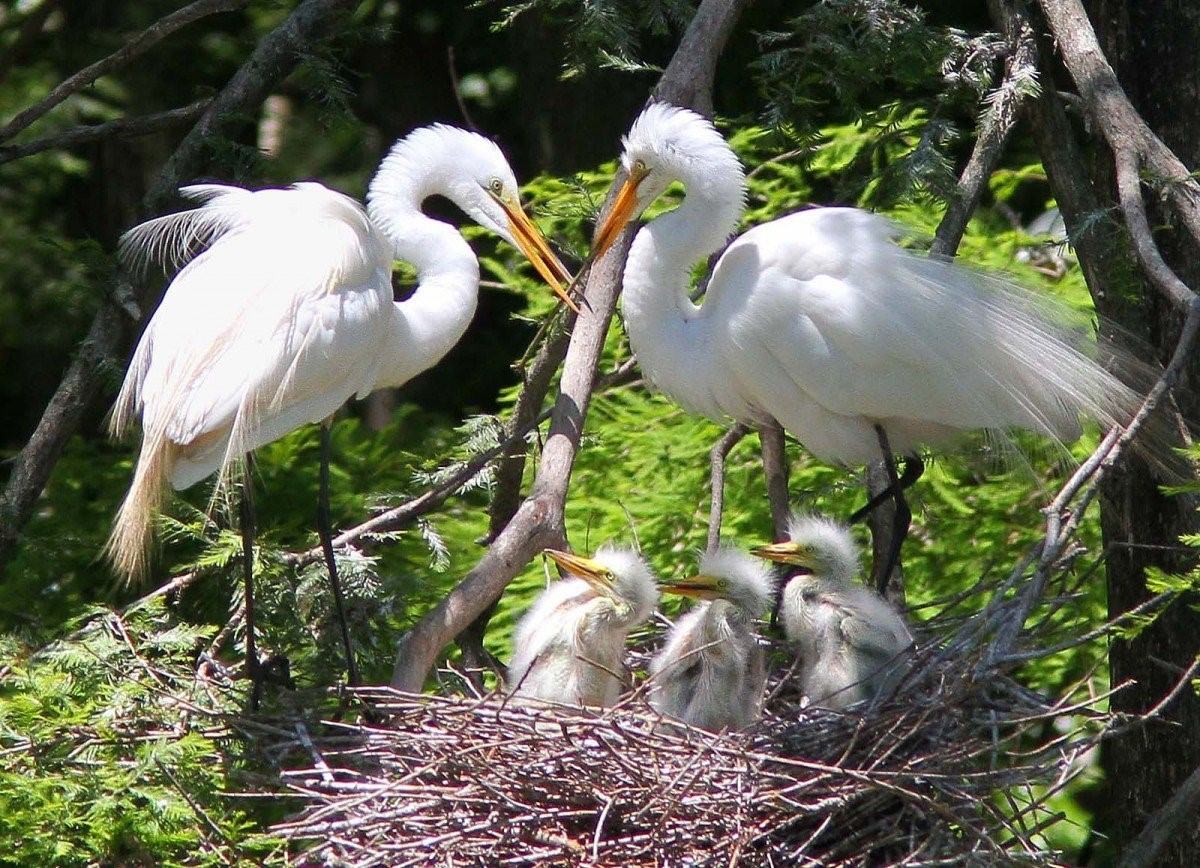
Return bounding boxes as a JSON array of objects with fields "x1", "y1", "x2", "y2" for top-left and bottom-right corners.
[{"x1": 1074, "y1": 3, "x2": 1200, "y2": 863}]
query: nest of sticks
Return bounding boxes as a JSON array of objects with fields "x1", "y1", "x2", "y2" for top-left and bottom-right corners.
[{"x1": 257, "y1": 576, "x2": 1113, "y2": 867}]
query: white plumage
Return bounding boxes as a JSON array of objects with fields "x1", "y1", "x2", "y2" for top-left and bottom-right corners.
[
  {"x1": 757, "y1": 515, "x2": 913, "y2": 710},
  {"x1": 649, "y1": 547, "x2": 775, "y2": 731},
  {"x1": 594, "y1": 103, "x2": 1151, "y2": 467},
  {"x1": 106, "y1": 125, "x2": 569, "y2": 579},
  {"x1": 508, "y1": 546, "x2": 659, "y2": 708}
]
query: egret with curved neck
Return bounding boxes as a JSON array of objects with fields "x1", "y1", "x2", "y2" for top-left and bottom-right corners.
[
  {"x1": 108, "y1": 124, "x2": 571, "y2": 695},
  {"x1": 593, "y1": 103, "x2": 1162, "y2": 587}
]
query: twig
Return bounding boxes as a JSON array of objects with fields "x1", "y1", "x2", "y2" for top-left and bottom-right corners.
[
  {"x1": 446, "y1": 46, "x2": 478, "y2": 133},
  {"x1": 0, "y1": 99, "x2": 211, "y2": 165},
  {"x1": 0, "y1": 0, "x2": 246, "y2": 144}
]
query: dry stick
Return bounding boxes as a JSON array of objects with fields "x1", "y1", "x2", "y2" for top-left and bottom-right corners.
[
  {"x1": 0, "y1": 99, "x2": 211, "y2": 165},
  {"x1": 0, "y1": 0, "x2": 246, "y2": 144},
  {"x1": 389, "y1": 0, "x2": 752, "y2": 693},
  {"x1": 0, "y1": 0, "x2": 357, "y2": 569},
  {"x1": 1115, "y1": 760, "x2": 1200, "y2": 868},
  {"x1": 707, "y1": 423, "x2": 749, "y2": 552}
]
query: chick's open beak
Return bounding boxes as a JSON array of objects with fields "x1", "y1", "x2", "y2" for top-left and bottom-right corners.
[
  {"x1": 751, "y1": 541, "x2": 812, "y2": 570},
  {"x1": 661, "y1": 574, "x2": 722, "y2": 601},
  {"x1": 543, "y1": 549, "x2": 615, "y2": 595},
  {"x1": 495, "y1": 196, "x2": 579, "y2": 313},
  {"x1": 591, "y1": 163, "x2": 649, "y2": 260}
]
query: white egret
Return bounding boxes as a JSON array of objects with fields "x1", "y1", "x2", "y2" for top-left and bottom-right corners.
[
  {"x1": 507, "y1": 547, "x2": 659, "y2": 708},
  {"x1": 107, "y1": 124, "x2": 573, "y2": 693},
  {"x1": 591, "y1": 103, "x2": 1160, "y2": 586},
  {"x1": 649, "y1": 547, "x2": 775, "y2": 732},
  {"x1": 755, "y1": 515, "x2": 912, "y2": 710}
]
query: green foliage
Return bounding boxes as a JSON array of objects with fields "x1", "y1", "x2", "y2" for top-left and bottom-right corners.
[{"x1": 0, "y1": 599, "x2": 275, "y2": 866}]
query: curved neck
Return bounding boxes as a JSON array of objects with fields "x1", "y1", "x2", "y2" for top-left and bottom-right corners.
[
  {"x1": 367, "y1": 167, "x2": 479, "y2": 390},
  {"x1": 620, "y1": 172, "x2": 744, "y2": 415}
]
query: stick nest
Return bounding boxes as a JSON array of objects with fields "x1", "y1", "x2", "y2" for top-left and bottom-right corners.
[{"x1": 263, "y1": 633, "x2": 1088, "y2": 866}]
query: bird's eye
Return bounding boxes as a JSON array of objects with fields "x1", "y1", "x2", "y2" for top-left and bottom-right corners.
[
  {"x1": 632, "y1": 158, "x2": 648, "y2": 175},
  {"x1": 488, "y1": 178, "x2": 504, "y2": 195}
]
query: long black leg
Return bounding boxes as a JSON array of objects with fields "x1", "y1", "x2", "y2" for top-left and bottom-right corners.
[
  {"x1": 871, "y1": 425, "x2": 915, "y2": 596},
  {"x1": 239, "y1": 456, "x2": 262, "y2": 710},
  {"x1": 318, "y1": 423, "x2": 360, "y2": 687}
]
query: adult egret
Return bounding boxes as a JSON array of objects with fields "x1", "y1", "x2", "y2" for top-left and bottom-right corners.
[
  {"x1": 755, "y1": 515, "x2": 912, "y2": 710},
  {"x1": 649, "y1": 547, "x2": 775, "y2": 731},
  {"x1": 591, "y1": 102, "x2": 1159, "y2": 584},
  {"x1": 507, "y1": 547, "x2": 658, "y2": 708},
  {"x1": 107, "y1": 124, "x2": 572, "y2": 692}
]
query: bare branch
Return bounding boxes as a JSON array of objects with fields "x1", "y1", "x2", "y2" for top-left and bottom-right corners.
[
  {"x1": 0, "y1": 0, "x2": 246, "y2": 144},
  {"x1": 390, "y1": 0, "x2": 751, "y2": 692},
  {"x1": 1037, "y1": 0, "x2": 1200, "y2": 257},
  {"x1": 707, "y1": 424, "x2": 748, "y2": 552},
  {"x1": 931, "y1": 14, "x2": 1036, "y2": 257},
  {"x1": 0, "y1": 99, "x2": 211, "y2": 165}
]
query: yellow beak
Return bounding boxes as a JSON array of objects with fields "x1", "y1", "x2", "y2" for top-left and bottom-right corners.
[
  {"x1": 495, "y1": 195, "x2": 579, "y2": 313},
  {"x1": 751, "y1": 541, "x2": 813, "y2": 570},
  {"x1": 660, "y1": 574, "x2": 722, "y2": 600},
  {"x1": 543, "y1": 549, "x2": 615, "y2": 595},
  {"x1": 591, "y1": 164, "x2": 649, "y2": 260}
]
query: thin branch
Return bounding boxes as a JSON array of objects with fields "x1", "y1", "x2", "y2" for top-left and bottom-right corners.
[
  {"x1": 0, "y1": 0, "x2": 246, "y2": 144},
  {"x1": 389, "y1": 0, "x2": 751, "y2": 692},
  {"x1": 930, "y1": 15, "x2": 1036, "y2": 257},
  {"x1": 0, "y1": 99, "x2": 211, "y2": 165},
  {"x1": 446, "y1": 46, "x2": 478, "y2": 133},
  {"x1": 707, "y1": 423, "x2": 748, "y2": 552}
]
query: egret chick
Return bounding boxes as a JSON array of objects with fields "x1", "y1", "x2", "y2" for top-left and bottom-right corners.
[
  {"x1": 508, "y1": 547, "x2": 659, "y2": 708},
  {"x1": 755, "y1": 515, "x2": 913, "y2": 710},
  {"x1": 650, "y1": 548, "x2": 775, "y2": 731}
]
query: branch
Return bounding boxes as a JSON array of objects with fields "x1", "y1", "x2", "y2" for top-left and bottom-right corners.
[
  {"x1": 0, "y1": 0, "x2": 246, "y2": 144},
  {"x1": 1037, "y1": 0, "x2": 1200, "y2": 251},
  {"x1": 1116, "y1": 762, "x2": 1200, "y2": 868},
  {"x1": 0, "y1": 99, "x2": 211, "y2": 165},
  {"x1": 390, "y1": 0, "x2": 751, "y2": 692},
  {"x1": 707, "y1": 424, "x2": 748, "y2": 552},
  {"x1": 0, "y1": 0, "x2": 357, "y2": 570},
  {"x1": 931, "y1": 12, "x2": 1036, "y2": 257}
]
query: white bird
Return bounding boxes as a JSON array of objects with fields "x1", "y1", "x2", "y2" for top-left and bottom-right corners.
[
  {"x1": 591, "y1": 102, "x2": 1161, "y2": 585},
  {"x1": 649, "y1": 547, "x2": 775, "y2": 732},
  {"x1": 508, "y1": 547, "x2": 659, "y2": 708},
  {"x1": 107, "y1": 124, "x2": 572, "y2": 691},
  {"x1": 755, "y1": 515, "x2": 912, "y2": 710}
]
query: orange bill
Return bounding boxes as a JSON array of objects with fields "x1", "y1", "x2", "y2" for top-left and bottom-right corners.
[
  {"x1": 497, "y1": 197, "x2": 579, "y2": 313},
  {"x1": 591, "y1": 162, "x2": 650, "y2": 259}
]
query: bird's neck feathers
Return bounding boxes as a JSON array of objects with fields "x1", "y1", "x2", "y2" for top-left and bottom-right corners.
[
  {"x1": 365, "y1": 140, "x2": 480, "y2": 389},
  {"x1": 623, "y1": 162, "x2": 745, "y2": 326}
]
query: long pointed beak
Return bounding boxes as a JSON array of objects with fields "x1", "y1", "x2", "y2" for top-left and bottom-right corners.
[
  {"x1": 591, "y1": 166, "x2": 647, "y2": 260},
  {"x1": 752, "y1": 541, "x2": 811, "y2": 569},
  {"x1": 497, "y1": 197, "x2": 579, "y2": 313},
  {"x1": 661, "y1": 574, "x2": 722, "y2": 601},
  {"x1": 543, "y1": 549, "x2": 614, "y2": 595}
]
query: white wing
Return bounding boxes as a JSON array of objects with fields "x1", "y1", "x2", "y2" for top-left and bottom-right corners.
[
  {"x1": 707, "y1": 208, "x2": 1142, "y2": 464},
  {"x1": 116, "y1": 183, "x2": 393, "y2": 490}
]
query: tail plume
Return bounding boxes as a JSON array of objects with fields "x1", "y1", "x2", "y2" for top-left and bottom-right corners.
[{"x1": 105, "y1": 435, "x2": 177, "y2": 583}]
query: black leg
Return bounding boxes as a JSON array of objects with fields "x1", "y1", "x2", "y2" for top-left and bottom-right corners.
[
  {"x1": 318, "y1": 423, "x2": 360, "y2": 687},
  {"x1": 870, "y1": 425, "x2": 918, "y2": 596},
  {"x1": 239, "y1": 456, "x2": 262, "y2": 711}
]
